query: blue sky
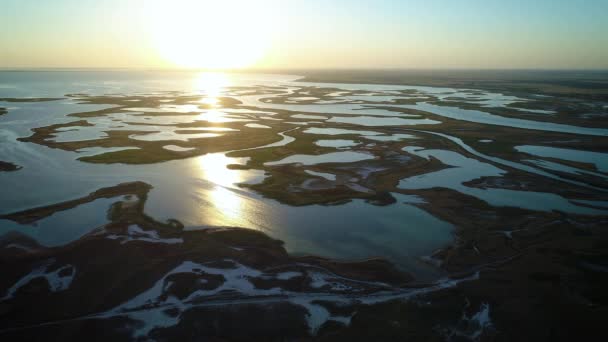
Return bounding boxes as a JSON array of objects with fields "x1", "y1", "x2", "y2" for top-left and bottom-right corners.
[{"x1": 1, "y1": 0, "x2": 607, "y2": 69}]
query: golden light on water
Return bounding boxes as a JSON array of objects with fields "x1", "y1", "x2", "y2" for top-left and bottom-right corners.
[
  {"x1": 189, "y1": 72, "x2": 248, "y2": 225},
  {"x1": 195, "y1": 72, "x2": 229, "y2": 97},
  {"x1": 200, "y1": 98, "x2": 219, "y2": 106},
  {"x1": 211, "y1": 186, "x2": 243, "y2": 222},
  {"x1": 195, "y1": 71, "x2": 229, "y2": 105},
  {"x1": 146, "y1": 0, "x2": 275, "y2": 69},
  {"x1": 196, "y1": 153, "x2": 247, "y2": 225},
  {"x1": 195, "y1": 72, "x2": 229, "y2": 121},
  {"x1": 200, "y1": 110, "x2": 226, "y2": 123}
]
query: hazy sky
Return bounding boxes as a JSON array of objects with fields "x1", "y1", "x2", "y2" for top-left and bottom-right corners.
[{"x1": 1, "y1": 0, "x2": 607, "y2": 69}]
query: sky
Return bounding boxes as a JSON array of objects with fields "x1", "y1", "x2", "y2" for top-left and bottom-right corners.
[{"x1": 1, "y1": 0, "x2": 607, "y2": 70}]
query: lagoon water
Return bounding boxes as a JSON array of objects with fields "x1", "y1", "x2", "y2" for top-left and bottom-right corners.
[{"x1": 1, "y1": 71, "x2": 607, "y2": 278}]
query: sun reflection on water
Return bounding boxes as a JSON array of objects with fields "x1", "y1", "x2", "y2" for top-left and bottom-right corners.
[
  {"x1": 195, "y1": 72, "x2": 229, "y2": 105},
  {"x1": 200, "y1": 109, "x2": 228, "y2": 123},
  {"x1": 198, "y1": 153, "x2": 240, "y2": 187},
  {"x1": 196, "y1": 153, "x2": 248, "y2": 226},
  {"x1": 194, "y1": 72, "x2": 231, "y2": 122}
]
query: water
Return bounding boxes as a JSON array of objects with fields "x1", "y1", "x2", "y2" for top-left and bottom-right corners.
[
  {"x1": 1, "y1": 70, "x2": 607, "y2": 277},
  {"x1": 399, "y1": 147, "x2": 605, "y2": 215},
  {"x1": 327, "y1": 115, "x2": 441, "y2": 126},
  {"x1": 516, "y1": 145, "x2": 608, "y2": 173},
  {"x1": 314, "y1": 139, "x2": 360, "y2": 148},
  {"x1": 265, "y1": 152, "x2": 375, "y2": 166},
  {"x1": 302, "y1": 127, "x2": 383, "y2": 136},
  {"x1": 305, "y1": 170, "x2": 337, "y2": 181}
]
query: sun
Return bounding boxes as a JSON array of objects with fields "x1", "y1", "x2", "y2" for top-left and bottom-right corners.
[{"x1": 145, "y1": 0, "x2": 275, "y2": 69}]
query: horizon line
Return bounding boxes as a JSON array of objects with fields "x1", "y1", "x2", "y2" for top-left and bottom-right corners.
[{"x1": 2, "y1": 67, "x2": 608, "y2": 73}]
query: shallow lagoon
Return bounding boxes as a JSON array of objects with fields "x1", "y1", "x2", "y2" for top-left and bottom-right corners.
[{"x1": 1, "y1": 71, "x2": 607, "y2": 277}]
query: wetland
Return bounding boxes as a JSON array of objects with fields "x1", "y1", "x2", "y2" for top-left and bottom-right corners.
[{"x1": 1, "y1": 70, "x2": 607, "y2": 340}]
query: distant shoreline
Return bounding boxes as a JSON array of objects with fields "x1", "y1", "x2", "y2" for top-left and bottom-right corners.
[
  {"x1": 2, "y1": 68, "x2": 607, "y2": 98},
  {"x1": 2, "y1": 67, "x2": 608, "y2": 73}
]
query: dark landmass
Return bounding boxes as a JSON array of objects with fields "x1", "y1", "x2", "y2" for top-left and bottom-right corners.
[
  {"x1": 297, "y1": 69, "x2": 608, "y2": 99},
  {"x1": 0, "y1": 161, "x2": 21, "y2": 172},
  {"x1": 0, "y1": 181, "x2": 607, "y2": 340}
]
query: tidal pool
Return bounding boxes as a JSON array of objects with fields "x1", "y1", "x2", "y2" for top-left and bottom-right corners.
[
  {"x1": 163, "y1": 145, "x2": 196, "y2": 152},
  {"x1": 129, "y1": 131, "x2": 221, "y2": 142},
  {"x1": 304, "y1": 170, "x2": 337, "y2": 181},
  {"x1": 328, "y1": 116, "x2": 441, "y2": 127},
  {"x1": 314, "y1": 139, "x2": 359, "y2": 148},
  {"x1": 265, "y1": 151, "x2": 374, "y2": 166},
  {"x1": 516, "y1": 145, "x2": 608, "y2": 173},
  {"x1": 245, "y1": 123, "x2": 271, "y2": 129},
  {"x1": 366, "y1": 133, "x2": 418, "y2": 141},
  {"x1": 303, "y1": 127, "x2": 383, "y2": 136}
]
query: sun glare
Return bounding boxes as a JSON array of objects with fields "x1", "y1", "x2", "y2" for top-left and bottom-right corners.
[
  {"x1": 195, "y1": 71, "x2": 229, "y2": 99},
  {"x1": 146, "y1": 0, "x2": 275, "y2": 69},
  {"x1": 196, "y1": 153, "x2": 247, "y2": 225}
]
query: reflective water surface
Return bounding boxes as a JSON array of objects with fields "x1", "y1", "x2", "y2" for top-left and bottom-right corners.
[{"x1": 1, "y1": 71, "x2": 607, "y2": 277}]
